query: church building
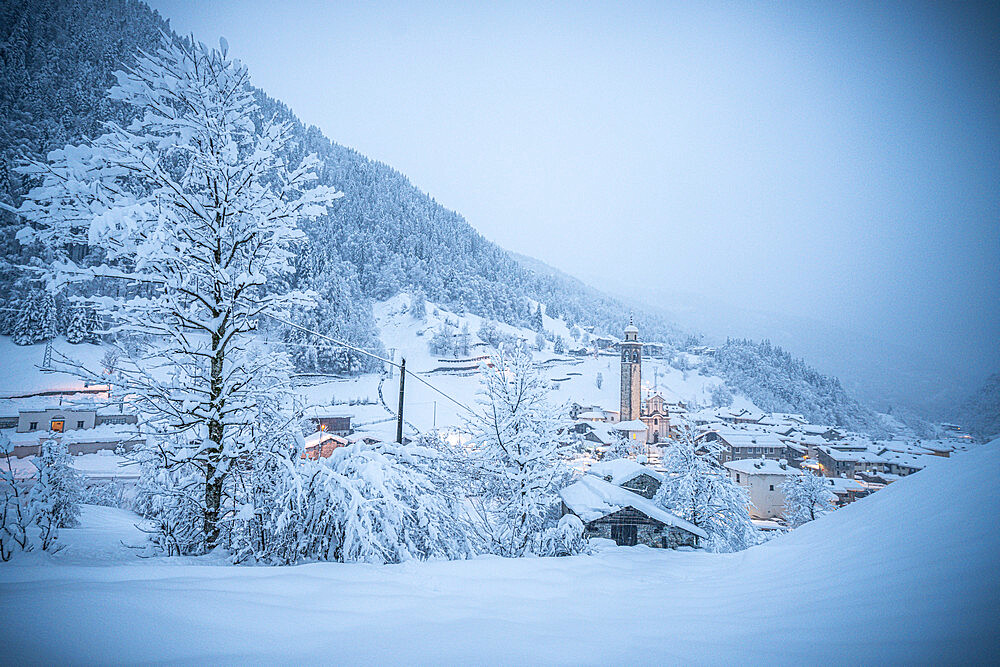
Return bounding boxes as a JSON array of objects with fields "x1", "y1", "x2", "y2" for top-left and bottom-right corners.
[{"x1": 618, "y1": 320, "x2": 672, "y2": 445}]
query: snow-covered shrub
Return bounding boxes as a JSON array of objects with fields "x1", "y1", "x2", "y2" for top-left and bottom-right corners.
[
  {"x1": 781, "y1": 472, "x2": 833, "y2": 527},
  {"x1": 467, "y1": 342, "x2": 571, "y2": 557},
  {"x1": 81, "y1": 480, "x2": 130, "y2": 509},
  {"x1": 654, "y1": 428, "x2": 760, "y2": 553},
  {"x1": 1, "y1": 436, "x2": 32, "y2": 560},
  {"x1": 233, "y1": 441, "x2": 472, "y2": 565},
  {"x1": 131, "y1": 445, "x2": 207, "y2": 557},
  {"x1": 539, "y1": 514, "x2": 589, "y2": 557},
  {"x1": 27, "y1": 439, "x2": 83, "y2": 551},
  {"x1": 602, "y1": 433, "x2": 642, "y2": 461}
]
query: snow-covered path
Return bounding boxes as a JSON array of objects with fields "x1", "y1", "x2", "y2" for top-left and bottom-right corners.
[{"x1": 2, "y1": 443, "x2": 998, "y2": 665}]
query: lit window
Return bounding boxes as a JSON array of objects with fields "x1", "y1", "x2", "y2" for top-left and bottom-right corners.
[{"x1": 51, "y1": 420, "x2": 64, "y2": 433}]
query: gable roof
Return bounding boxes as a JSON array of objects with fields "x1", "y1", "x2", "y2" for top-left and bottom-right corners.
[
  {"x1": 587, "y1": 459, "x2": 664, "y2": 486},
  {"x1": 560, "y1": 476, "x2": 707, "y2": 539}
]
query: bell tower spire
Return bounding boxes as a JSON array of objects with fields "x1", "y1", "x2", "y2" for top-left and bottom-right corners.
[{"x1": 620, "y1": 320, "x2": 641, "y2": 421}]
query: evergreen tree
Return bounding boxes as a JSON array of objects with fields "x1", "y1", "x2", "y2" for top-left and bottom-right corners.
[
  {"x1": 12, "y1": 290, "x2": 55, "y2": 345},
  {"x1": 553, "y1": 336, "x2": 565, "y2": 354},
  {"x1": 410, "y1": 288, "x2": 427, "y2": 320},
  {"x1": 27, "y1": 438, "x2": 82, "y2": 551}
]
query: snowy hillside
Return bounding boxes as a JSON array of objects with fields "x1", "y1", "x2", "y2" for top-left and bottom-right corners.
[
  {"x1": 295, "y1": 293, "x2": 742, "y2": 439},
  {"x1": 2, "y1": 439, "x2": 995, "y2": 663}
]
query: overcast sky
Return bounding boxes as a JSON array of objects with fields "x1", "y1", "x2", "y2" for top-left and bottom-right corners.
[{"x1": 150, "y1": 0, "x2": 999, "y2": 397}]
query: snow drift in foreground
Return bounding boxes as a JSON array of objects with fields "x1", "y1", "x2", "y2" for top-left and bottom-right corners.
[{"x1": 2, "y1": 442, "x2": 998, "y2": 664}]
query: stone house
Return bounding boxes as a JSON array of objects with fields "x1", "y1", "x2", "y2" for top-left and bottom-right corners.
[
  {"x1": 559, "y1": 475, "x2": 706, "y2": 548},
  {"x1": 586, "y1": 459, "x2": 664, "y2": 499}
]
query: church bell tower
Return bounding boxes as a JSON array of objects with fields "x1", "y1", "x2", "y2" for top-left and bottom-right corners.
[{"x1": 620, "y1": 319, "x2": 641, "y2": 421}]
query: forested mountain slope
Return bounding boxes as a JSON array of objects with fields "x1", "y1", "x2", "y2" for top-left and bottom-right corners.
[{"x1": 0, "y1": 0, "x2": 884, "y2": 432}]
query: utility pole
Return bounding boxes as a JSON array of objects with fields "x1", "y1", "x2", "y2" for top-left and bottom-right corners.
[{"x1": 396, "y1": 357, "x2": 406, "y2": 443}]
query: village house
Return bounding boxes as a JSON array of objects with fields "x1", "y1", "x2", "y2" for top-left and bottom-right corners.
[
  {"x1": 302, "y1": 407, "x2": 353, "y2": 436},
  {"x1": 816, "y1": 446, "x2": 859, "y2": 478},
  {"x1": 586, "y1": 459, "x2": 663, "y2": 499},
  {"x1": 724, "y1": 457, "x2": 803, "y2": 519},
  {"x1": 302, "y1": 431, "x2": 349, "y2": 460},
  {"x1": 1, "y1": 394, "x2": 141, "y2": 458},
  {"x1": 821, "y1": 476, "x2": 868, "y2": 506},
  {"x1": 703, "y1": 429, "x2": 789, "y2": 463},
  {"x1": 559, "y1": 474, "x2": 706, "y2": 548}
]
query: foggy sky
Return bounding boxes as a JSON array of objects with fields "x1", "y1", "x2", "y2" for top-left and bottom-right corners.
[{"x1": 149, "y1": 0, "x2": 999, "y2": 404}]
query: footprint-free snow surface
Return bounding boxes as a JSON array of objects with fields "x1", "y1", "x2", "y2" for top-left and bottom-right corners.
[{"x1": 2, "y1": 441, "x2": 998, "y2": 664}]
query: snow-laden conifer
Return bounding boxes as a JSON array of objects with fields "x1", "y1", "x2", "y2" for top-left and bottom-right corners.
[
  {"x1": 27, "y1": 438, "x2": 83, "y2": 551},
  {"x1": 781, "y1": 471, "x2": 833, "y2": 527},
  {"x1": 654, "y1": 426, "x2": 760, "y2": 552},
  {"x1": 13, "y1": 35, "x2": 343, "y2": 550},
  {"x1": 467, "y1": 342, "x2": 571, "y2": 556}
]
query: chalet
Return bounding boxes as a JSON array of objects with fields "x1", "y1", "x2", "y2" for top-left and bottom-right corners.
[
  {"x1": 586, "y1": 459, "x2": 663, "y2": 499},
  {"x1": 559, "y1": 475, "x2": 706, "y2": 548},
  {"x1": 571, "y1": 420, "x2": 618, "y2": 448},
  {"x1": 592, "y1": 336, "x2": 616, "y2": 351},
  {"x1": 302, "y1": 407, "x2": 353, "y2": 436},
  {"x1": 724, "y1": 458, "x2": 806, "y2": 519},
  {"x1": 302, "y1": 431, "x2": 349, "y2": 460}
]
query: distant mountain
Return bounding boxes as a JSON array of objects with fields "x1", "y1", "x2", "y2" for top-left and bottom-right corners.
[
  {"x1": 0, "y1": 0, "x2": 890, "y2": 433},
  {"x1": 954, "y1": 374, "x2": 1000, "y2": 441}
]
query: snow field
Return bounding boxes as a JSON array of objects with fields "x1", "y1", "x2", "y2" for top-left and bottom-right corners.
[{"x1": 1, "y1": 441, "x2": 996, "y2": 664}]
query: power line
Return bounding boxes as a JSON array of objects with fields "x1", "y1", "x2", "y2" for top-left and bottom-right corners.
[{"x1": 265, "y1": 313, "x2": 475, "y2": 416}]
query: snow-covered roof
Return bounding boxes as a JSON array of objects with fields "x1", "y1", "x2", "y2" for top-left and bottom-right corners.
[
  {"x1": 823, "y1": 477, "x2": 865, "y2": 493},
  {"x1": 578, "y1": 420, "x2": 617, "y2": 445},
  {"x1": 560, "y1": 475, "x2": 707, "y2": 539},
  {"x1": 819, "y1": 447, "x2": 863, "y2": 462},
  {"x1": 613, "y1": 419, "x2": 647, "y2": 432},
  {"x1": 576, "y1": 411, "x2": 606, "y2": 420},
  {"x1": 304, "y1": 431, "x2": 347, "y2": 448},
  {"x1": 587, "y1": 459, "x2": 663, "y2": 486},
  {"x1": 7, "y1": 423, "x2": 142, "y2": 447},
  {"x1": 715, "y1": 431, "x2": 785, "y2": 449},
  {"x1": 724, "y1": 458, "x2": 800, "y2": 476}
]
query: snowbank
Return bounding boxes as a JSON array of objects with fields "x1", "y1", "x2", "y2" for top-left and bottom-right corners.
[{"x1": 0, "y1": 442, "x2": 997, "y2": 663}]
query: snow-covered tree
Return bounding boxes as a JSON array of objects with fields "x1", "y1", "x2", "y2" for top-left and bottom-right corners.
[
  {"x1": 535, "y1": 331, "x2": 546, "y2": 351},
  {"x1": 410, "y1": 288, "x2": 427, "y2": 320},
  {"x1": 654, "y1": 428, "x2": 759, "y2": 552},
  {"x1": 532, "y1": 303, "x2": 544, "y2": 331},
  {"x1": 781, "y1": 471, "x2": 833, "y2": 527},
  {"x1": 467, "y1": 342, "x2": 571, "y2": 556},
  {"x1": 13, "y1": 36, "x2": 342, "y2": 551},
  {"x1": 65, "y1": 306, "x2": 101, "y2": 344},
  {"x1": 27, "y1": 438, "x2": 82, "y2": 551},
  {"x1": 1, "y1": 434, "x2": 32, "y2": 560},
  {"x1": 602, "y1": 431, "x2": 643, "y2": 461},
  {"x1": 12, "y1": 290, "x2": 56, "y2": 345},
  {"x1": 553, "y1": 335, "x2": 565, "y2": 354},
  {"x1": 233, "y1": 439, "x2": 472, "y2": 565},
  {"x1": 478, "y1": 319, "x2": 500, "y2": 348}
]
